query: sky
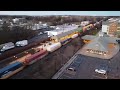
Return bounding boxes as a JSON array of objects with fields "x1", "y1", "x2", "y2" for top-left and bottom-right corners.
[{"x1": 0, "y1": 11, "x2": 120, "y2": 16}]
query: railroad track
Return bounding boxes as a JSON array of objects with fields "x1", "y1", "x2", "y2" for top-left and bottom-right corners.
[
  {"x1": 0, "y1": 37, "x2": 50, "y2": 61},
  {"x1": 0, "y1": 21, "x2": 103, "y2": 79},
  {"x1": 0, "y1": 38, "x2": 50, "y2": 69}
]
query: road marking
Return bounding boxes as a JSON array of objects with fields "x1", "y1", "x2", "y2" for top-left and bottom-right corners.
[{"x1": 92, "y1": 75, "x2": 107, "y2": 79}]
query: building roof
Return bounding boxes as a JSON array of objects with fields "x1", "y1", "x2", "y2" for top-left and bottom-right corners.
[
  {"x1": 82, "y1": 34, "x2": 120, "y2": 52},
  {"x1": 102, "y1": 21, "x2": 111, "y2": 25},
  {"x1": 85, "y1": 36, "x2": 109, "y2": 52},
  {"x1": 81, "y1": 35, "x2": 96, "y2": 40},
  {"x1": 51, "y1": 27, "x2": 82, "y2": 40},
  {"x1": 82, "y1": 35, "x2": 118, "y2": 44},
  {"x1": 102, "y1": 20, "x2": 120, "y2": 26}
]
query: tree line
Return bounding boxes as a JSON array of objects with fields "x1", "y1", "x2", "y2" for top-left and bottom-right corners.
[{"x1": 0, "y1": 23, "x2": 37, "y2": 44}]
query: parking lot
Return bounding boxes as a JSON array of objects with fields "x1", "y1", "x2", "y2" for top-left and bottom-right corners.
[
  {"x1": 58, "y1": 54, "x2": 109, "y2": 79},
  {"x1": 57, "y1": 48, "x2": 120, "y2": 79}
]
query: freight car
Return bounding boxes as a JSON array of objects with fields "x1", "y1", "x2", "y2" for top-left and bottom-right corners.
[
  {"x1": 0, "y1": 61, "x2": 25, "y2": 79},
  {"x1": 0, "y1": 22, "x2": 99, "y2": 79},
  {"x1": 46, "y1": 42, "x2": 62, "y2": 52},
  {"x1": 24, "y1": 49, "x2": 48, "y2": 65},
  {"x1": 82, "y1": 24, "x2": 94, "y2": 32},
  {"x1": 9, "y1": 54, "x2": 32, "y2": 64},
  {"x1": 71, "y1": 34, "x2": 78, "y2": 39},
  {"x1": 60, "y1": 38, "x2": 72, "y2": 45}
]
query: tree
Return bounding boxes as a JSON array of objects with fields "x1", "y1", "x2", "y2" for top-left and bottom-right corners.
[{"x1": 1, "y1": 21, "x2": 10, "y2": 31}]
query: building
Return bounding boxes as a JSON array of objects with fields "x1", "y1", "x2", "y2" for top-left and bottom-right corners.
[
  {"x1": 81, "y1": 34, "x2": 120, "y2": 59},
  {"x1": 102, "y1": 22, "x2": 109, "y2": 34},
  {"x1": 50, "y1": 28, "x2": 79, "y2": 42},
  {"x1": 81, "y1": 21, "x2": 90, "y2": 26},
  {"x1": 47, "y1": 25, "x2": 78, "y2": 37},
  {"x1": 108, "y1": 22, "x2": 119, "y2": 36},
  {"x1": 50, "y1": 26, "x2": 82, "y2": 42},
  {"x1": 102, "y1": 18, "x2": 120, "y2": 37}
]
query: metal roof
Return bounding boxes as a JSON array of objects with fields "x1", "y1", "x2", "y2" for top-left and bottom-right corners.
[{"x1": 51, "y1": 27, "x2": 82, "y2": 40}]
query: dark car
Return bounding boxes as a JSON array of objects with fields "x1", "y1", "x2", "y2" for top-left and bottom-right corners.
[{"x1": 116, "y1": 40, "x2": 120, "y2": 43}]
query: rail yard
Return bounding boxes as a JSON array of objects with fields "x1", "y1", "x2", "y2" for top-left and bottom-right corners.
[{"x1": 0, "y1": 19, "x2": 103, "y2": 79}]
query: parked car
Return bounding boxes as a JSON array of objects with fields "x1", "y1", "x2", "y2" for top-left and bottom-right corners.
[
  {"x1": 16, "y1": 40, "x2": 28, "y2": 47},
  {"x1": 95, "y1": 69, "x2": 106, "y2": 75},
  {"x1": 0, "y1": 42, "x2": 15, "y2": 52},
  {"x1": 95, "y1": 64, "x2": 108, "y2": 75},
  {"x1": 67, "y1": 67, "x2": 76, "y2": 72},
  {"x1": 116, "y1": 40, "x2": 120, "y2": 43}
]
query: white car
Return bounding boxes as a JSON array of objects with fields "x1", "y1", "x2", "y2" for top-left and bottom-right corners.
[
  {"x1": 95, "y1": 69, "x2": 107, "y2": 75},
  {"x1": 38, "y1": 32, "x2": 43, "y2": 35},
  {"x1": 16, "y1": 40, "x2": 28, "y2": 47}
]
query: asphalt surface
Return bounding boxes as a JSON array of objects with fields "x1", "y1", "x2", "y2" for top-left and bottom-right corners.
[
  {"x1": 0, "y1": 27, "x2": 52, "y2": 54},
  {"x1": 56, "y1": 54, "x2": 109, "y2": 79},
  {"x1": 54, "y1": 48, "x2": 120, "y2": 79},
  {"x1": 28, "y1": 33, "x2": 48, "y2": 43}
]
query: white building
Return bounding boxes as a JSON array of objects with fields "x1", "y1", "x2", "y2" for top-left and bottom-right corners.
[
  {"x1": 81, "y1": 21, "x2": 90, "y2": 26},
  {"x1": 102, "y1": 22, "x2": 109, "y2": 34},
  {"x1": 13, "y1": 18, "x2": 19, "y2": 23},
  {"x1": 47, "y1": 25, "x2": 78, "y2": 37}
]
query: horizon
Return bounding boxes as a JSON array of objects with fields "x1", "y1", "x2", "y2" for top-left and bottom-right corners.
[{"x1": 0, "y1": 11, "x2": 120, "y2": 16}]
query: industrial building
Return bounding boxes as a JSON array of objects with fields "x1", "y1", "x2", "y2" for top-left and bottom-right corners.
[
  {"x1": 50, "y1": 27, "x2": 82, "y2": 42},
  {"x1": 46, "y1": 25, "x2": 78, "y2": 37}
]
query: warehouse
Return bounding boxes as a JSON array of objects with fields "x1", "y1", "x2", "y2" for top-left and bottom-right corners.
[
  {"x1": 47, "y1": 25, "x2": 78, "y2": 37},
  {"x1": 51, "y1": 27, "x2": 82, "y2": 42}
]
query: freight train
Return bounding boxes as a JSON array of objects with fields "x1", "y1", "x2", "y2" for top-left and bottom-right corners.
[{"x1": 0, "y1": 22, "x2": 100, "y2": 79}]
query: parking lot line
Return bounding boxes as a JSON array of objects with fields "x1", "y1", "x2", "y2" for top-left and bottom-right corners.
[{"x1": 92, "y1": 75, "x2": 107, "y2": 79}]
